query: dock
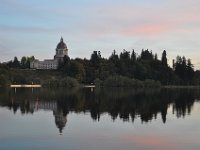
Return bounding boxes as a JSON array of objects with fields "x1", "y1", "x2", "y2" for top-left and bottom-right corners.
[
  {"x1": 10, "y1": 85, "x2": 42, "y2": 88},
  {"x1": 83, "y1": 85, "x2": 96, "y2": 88}
]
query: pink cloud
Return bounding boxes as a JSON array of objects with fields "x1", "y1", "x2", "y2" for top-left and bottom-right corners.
[
  {"x1": 123, "y1": 23, "x2": 173, "y2": 36},
  {"x1": 123, "y1": 135, "x2": 177, "y2": 149},
  {"x1": 83, "y1": 1, "x2": 200, "y2": 38}
]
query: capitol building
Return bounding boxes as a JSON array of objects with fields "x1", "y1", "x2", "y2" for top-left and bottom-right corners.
[{"x1": 30, "y1": 37, "x2": 68, "y2": 69}]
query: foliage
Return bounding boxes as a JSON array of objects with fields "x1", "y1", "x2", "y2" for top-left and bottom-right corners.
[
  {"x1": 161, "y1": 50, "x2": 167, "y2": 66},
  {"x1": 42, "y1": 76, "x2": 79, "y2": 88},
  {"x1": 60, "y1": 58, "x2": 85, "y2": 83},
  {"x1": 102, "y1": 75, "x2": 160, "y2": 88},
  {"x1": 7, "y1": 56, "x2": 35, "y2": 69},
  {"x1": 174, "y1": 56, "x2": 195, "y2": 84},
  {"x1": 0, "y1": 75, "x2": 7, "y2": 86},
  {"x1": 1, "y1": 48, "x2": 199, "y2": 86}
]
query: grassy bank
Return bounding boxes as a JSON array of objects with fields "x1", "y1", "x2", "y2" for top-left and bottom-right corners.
[
  {"x1": 1, "y1": 68, "x2": 199, "y2": 89},
  {"x1": 0, "y1": 69, "x2": 80, "y2": 88}
]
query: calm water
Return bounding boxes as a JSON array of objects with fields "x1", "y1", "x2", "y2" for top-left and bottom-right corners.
[{"x1": 0, "y1": 87, "x2": 200, "y2": 150}]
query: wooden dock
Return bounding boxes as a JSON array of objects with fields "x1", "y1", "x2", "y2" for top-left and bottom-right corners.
[
  {"x1": 10, "y1": 85, "x2": 42, "y2": 88},
  {"x1": 83, "y1": 85, "x2": 96, "y2": 88}
]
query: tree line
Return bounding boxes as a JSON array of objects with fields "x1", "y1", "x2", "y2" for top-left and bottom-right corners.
[
  {"x1": 6, "y1": 56, "x2": 35, "y2": 69},
  {"x1": 58, "y1": 49, "x2": 198, "y2": 85},
  {"x1": 0, "y1": 49, "x2": 200, "y2": 86}
]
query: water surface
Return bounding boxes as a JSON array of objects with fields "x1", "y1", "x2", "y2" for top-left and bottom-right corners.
[{"x1": 0, "y1": 88, "x2": 200, "y2": 150}]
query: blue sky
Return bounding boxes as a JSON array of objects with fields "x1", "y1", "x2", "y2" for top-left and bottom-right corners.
[{"x1": 1, "y1": 0, "x2": 200, "y2": 68}]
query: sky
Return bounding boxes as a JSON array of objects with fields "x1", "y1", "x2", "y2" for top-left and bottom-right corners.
[{"x1": 0, "y1": 0, "x2": 200, "y2": 69}]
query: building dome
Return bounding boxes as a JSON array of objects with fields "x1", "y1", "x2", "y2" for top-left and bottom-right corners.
[
  {"x1": 54, "y1": 37, "x2": 68, "y2": 62},
  {"x1": 56, "y1": 37, "x2": 67, "y2": 49},
  {"x1": 53, "y1": 110, "x2": 67, "y2": 134}
]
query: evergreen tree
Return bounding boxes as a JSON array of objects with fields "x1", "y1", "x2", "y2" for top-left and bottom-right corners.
[
  {"x1": 108, "y1": 50, "x2": 120, "y2": 75},
  {"x1": 21, "y1": 56, "x2": 27, "y2": 69},
  {"x1": 109, "y1": 50, "x2": 119, "y2": 63},
  {"x1": 154, "y1": 53, "x2": 158, "y2": 61},
  {"x1": 131, "y1": 49, "x2": 136, "y2": 62},
  {"x1": 12, "y1": 57, "x2": 20, "y2": 68},
  {"x1": 90, "y1": 51, "x2": 101, "y2": 69},
  {"x1": 161, "y1": 50, "x2": 167, "y2": 66},
  {"x1": 186, "y1": 59, "x2": 194, "y2": 82},
  {"x1": 174, "y1": 56, "x2": 194, "y2": 84},
  {"x1": 120, "y1": 49, "x2": 130, "y2": 60},
  {"x1": 140, "y1": 49, "x2": 153, "y2": 61},
  {"x1": 27, "y1": 56, "x2": 35, "y2": 68},
  {"x1": 68, "y1": 60, "x2": 85, "y2": 82}
]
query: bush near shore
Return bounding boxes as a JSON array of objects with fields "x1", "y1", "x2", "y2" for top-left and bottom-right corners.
[
  {"x1": 0, "y1": 68, "x2": 80, "y2": 88},
  {"x1": 42, "y1": 77, "x2": 80, "y2": 88},
  {"x1": 95, "y1": 75, "x2": 161, "y2": 88}
]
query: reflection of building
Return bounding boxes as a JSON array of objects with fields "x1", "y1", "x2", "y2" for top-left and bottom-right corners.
[
  {"x1": 30, "y1": 37, "x2": 68, "y2": 69},
  {"x1": 53, "y1": 110, "x2": 67, "y2": 134},
  {"x1": 29, "y1": 100, "x2": 57, "y2": 111},
  {"x1": 29, "y1": 100, "x2": 67, "y2": 134}
]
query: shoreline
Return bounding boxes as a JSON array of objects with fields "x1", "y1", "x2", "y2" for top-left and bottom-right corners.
[{"x1": 6, "y1": 84, "x2": 200, "y2": 89}]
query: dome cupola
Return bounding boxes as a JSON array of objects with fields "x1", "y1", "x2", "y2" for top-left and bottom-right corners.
[
  {"x1": 56, "y1": 37, "x2": 67, "y2": 49},
  {"x1": 54, "y1": 37, "x2": 68, "y2": 62}
]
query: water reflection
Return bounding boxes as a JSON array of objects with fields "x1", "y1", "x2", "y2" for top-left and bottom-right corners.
[{"x1": 0, "y1": 87, "x2": 199, "y2": 134}]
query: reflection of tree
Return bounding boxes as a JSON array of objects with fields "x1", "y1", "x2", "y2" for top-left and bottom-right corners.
[
  {"x1": 0, "y1": 88, "x2": 200, "y2": 130},
  {"x1": 172, "y1": 89, "x2": 196, "y2": 118}
]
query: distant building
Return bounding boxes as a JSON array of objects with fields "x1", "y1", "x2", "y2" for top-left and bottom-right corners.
[{"x1": 30, "y1": 37, "x2": 68, "y2": 69}]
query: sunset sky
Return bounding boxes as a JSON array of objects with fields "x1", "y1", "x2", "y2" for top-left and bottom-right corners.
[{"x1": 0, "y1": 0, "x2": 200, "y2": 68}]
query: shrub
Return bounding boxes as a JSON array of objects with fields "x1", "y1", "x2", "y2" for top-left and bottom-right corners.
[
  {"x1": 60, "y1": 77, "x2": 80, "y2": 88},
  {"x1": 102, "y1": 75, "x2": 161, "y2": 88},
  {"x1": 104, "y1": 75, "x2": 134, "y2": 87},
  {"x1": 42, "y1": 76, "x2": 79, "y2": 88}
]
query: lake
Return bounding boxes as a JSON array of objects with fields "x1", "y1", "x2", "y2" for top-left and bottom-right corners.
[{"x1": 0, "y1": 87, "x2": 200, "y2": 150}]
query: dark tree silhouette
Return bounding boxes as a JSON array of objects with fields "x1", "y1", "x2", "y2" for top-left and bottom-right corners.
[
  {"x1": 161, "y1": 50, "x2": 167, "y2": 66},
  {"x1": 12, "y1": 57, "x2": 20, "y2": 68}
]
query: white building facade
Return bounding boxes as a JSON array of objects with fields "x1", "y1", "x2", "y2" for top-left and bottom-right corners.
[{"x1": 30, "y1": 37, "x2": 68, "y2": 69}]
